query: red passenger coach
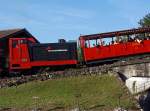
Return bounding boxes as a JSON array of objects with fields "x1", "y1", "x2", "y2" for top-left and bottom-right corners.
[{"x1": 79, "y1": 27, "x2": 150, "y2": 64}]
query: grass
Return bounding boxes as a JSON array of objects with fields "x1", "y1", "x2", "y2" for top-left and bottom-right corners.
[{"x1": 0, "y1": 74, "x2": 136, "y2": 110}]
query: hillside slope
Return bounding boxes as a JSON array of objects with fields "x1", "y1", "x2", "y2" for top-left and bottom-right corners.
[{"x1": 0, "y1": 75, "x2": 136, "y2": 110}]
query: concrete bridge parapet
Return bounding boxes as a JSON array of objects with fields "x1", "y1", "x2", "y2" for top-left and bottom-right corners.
[{"x1": 113, "y1": 63, "x2": 150, "y2": 78}]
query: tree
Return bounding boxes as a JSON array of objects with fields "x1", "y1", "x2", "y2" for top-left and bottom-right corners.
[{"x1": 139, "y1": 13, "x2": 150, "y2": 27}]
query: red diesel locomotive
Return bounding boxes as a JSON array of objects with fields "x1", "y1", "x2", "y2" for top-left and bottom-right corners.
[
  {"x1": 0, "y1": 27, "x2": 150, "y2": 75},
  {"x1": 0, "y1": 29, "x2": 77, "y2": 75}
]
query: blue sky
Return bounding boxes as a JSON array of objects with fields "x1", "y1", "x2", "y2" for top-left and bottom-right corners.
[{"x1": 0, "y1": 0, "x2": 149, "y2": 42}]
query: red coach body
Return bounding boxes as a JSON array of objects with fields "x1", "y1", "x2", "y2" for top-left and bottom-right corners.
[{"x1": 79, "y1": 27, "x2": 150, "y2": 64}]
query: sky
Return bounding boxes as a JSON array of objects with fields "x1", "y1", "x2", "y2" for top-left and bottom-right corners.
[{"x1": 0, "y1": 0, "x2": 149, "y2": 42}]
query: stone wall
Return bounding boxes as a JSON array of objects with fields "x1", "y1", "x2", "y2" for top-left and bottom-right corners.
[{"x1": 113, "y1": 63, "x2": 150, "y2": 78}]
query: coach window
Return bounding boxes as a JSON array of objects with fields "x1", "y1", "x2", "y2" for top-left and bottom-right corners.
[
  {"x1": 85, "y1": 40, "x2": 90, "y2": 48},
  {"x1": 147, "y1": 33, "x2": 150, "y2": 39},
  {"x1": 103, "y1": 37, "x2": 113, "y2": 45},
  {"x1": 89, "y1": 39, "x2": 97, "y2": 48},
  {"x1": 96, "y1": 39, "x2": 101, "y2": 46}
]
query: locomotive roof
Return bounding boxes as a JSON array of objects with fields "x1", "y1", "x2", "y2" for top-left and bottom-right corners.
[
  {"x1": 80, "y1": 27, "x2": 150, "y2": 40},
  {"x1": 0, "y1": 28, "x2": 39, "y2": 42}
]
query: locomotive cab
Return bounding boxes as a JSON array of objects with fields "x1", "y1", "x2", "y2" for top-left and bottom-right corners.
[{"x1": 9, "y1": 38, "x2": 35, "y2": 71}]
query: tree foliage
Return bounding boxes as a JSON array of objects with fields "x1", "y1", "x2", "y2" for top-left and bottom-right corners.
[{"x1": 139, "y1": 13, "x2": 150, "y2": 27}]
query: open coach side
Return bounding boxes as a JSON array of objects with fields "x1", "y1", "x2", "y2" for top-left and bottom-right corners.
[{"x1": 79, "y1": 27, "x2": 150, "y2": 65}]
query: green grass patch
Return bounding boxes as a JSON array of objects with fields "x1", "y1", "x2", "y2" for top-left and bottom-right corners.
[{"x1": 0, "y1": 75, "x2": 135, "y2": 110}]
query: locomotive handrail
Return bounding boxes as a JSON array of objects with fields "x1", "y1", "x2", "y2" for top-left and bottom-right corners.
[{"x1": 80, "y1": 27, "x2": 150, "y2": 40}]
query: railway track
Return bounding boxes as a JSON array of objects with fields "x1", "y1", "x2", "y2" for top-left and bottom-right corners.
[{"x1": 0, "y1": 54, "x2": 150, "y2": 88}]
